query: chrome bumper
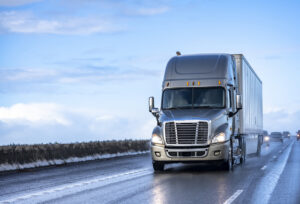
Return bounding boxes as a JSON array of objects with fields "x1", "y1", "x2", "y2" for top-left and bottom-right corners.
[{"x1": 151, "y1": 141, "x2": 230, "y2": 162}]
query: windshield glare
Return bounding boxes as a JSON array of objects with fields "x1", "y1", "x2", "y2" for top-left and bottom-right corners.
[{"x1": 162, "y1": 87, "x2": 225, "y2": 110}]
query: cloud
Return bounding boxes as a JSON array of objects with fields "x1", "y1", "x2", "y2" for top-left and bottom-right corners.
[
  {"x1": 0, "y1": 103, "x2": 70, "y2": 125},
  {"x1": 0, "y1": 103, "x2": 153, "y2": 145},
  {"x1": 264, "y1": 108, "x2": 300, "y2": 133},
  {"x1": 124, "y1": 6, "x2": 169, "y2": 16},
  {"x1": 0, "y1": 68, "x2": 57, "y2": 82},
  {"x1": 0, "y1": 0, "x2": 41, "y2": 7},
  {"x1": 0, "y1": 11, "x2": 121, "y2": 35},
  {"x1": 0, "y1": 65, "x2": 157, "y2": 84}
]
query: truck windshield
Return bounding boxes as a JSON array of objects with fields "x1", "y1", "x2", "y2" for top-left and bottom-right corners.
[{"x1": 162, "y1": 87, "x2": 225, "y2": 110}]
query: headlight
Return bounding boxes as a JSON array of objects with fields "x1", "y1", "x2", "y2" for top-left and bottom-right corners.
[
  {"x1": 212, "y1": 132, "x2": 226, "y2": 144},
  {"x1": 264, "y1": 136, "x2": 270, "y2": 141},
  {"x1": 152, "y1": 134, "x2": 163, "y2": 145}
]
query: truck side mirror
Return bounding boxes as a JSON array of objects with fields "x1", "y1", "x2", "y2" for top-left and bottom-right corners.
[
  {"x1": 149, "y1": 97, "x2": 159, "y2": 116},
  {"x1": 236, "y1": 94, "x2": 242, "y2": 110},
  {"x1": 149, "y1": 96, "x2": 154, "y2": 112}
]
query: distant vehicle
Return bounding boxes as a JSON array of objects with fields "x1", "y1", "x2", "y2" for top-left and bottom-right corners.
[
  {"x1": 149, "y1": 53, "x2": 263, "y2": 171},
  {"x1": 263, "y1": 130, "x2": 270, "y2": 146},
  {"x1": 297, "y1": 130, "x2": 300, "y2": 141},
  {"x1": 270, "y1": 132, "x2": 283, "y2": 143},
  {"x1": 282, "y1": 131, "x2": 290, "y2": 139}
]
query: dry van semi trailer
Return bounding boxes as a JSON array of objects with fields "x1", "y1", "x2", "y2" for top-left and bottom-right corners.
[{"x1": 149, "y1": 53, "x2": 263, "y2": 171}]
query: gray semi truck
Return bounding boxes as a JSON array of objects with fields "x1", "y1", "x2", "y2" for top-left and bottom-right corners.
[{"x1": 148, "y1": 53, "x2": 263, "y2": 171}]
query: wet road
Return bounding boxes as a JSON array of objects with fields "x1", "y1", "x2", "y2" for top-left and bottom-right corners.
[{"x1": 0, "y1": 138, "x2": 299, "y2": 204}]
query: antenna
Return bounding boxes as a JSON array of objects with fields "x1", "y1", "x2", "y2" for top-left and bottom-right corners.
[{"x1": 176, "y1": 51, "x2": 181, "y2": 56}]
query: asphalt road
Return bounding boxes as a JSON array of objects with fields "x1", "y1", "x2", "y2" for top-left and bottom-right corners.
[{"x1": 0, "y1": 138, "x2": 299, "y2": 204}]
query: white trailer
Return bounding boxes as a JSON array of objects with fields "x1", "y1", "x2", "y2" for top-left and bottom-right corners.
[{"x1": 233, "y1": 54, "x2": 263, "y2": 155}]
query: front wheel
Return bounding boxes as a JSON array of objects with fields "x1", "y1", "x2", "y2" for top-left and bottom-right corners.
[
  {"x1": 223, "y1": 141, "x2": 234, "y2": 171},
  {"x1": 153, "y1": 161, "x2": 164, "y2": 172}
]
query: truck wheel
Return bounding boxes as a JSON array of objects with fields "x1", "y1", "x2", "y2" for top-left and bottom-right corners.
[
  {"x1": 256, "y1": 135, "x2": 262, "y2": 157},
  {"x1": 223, "y1": 141, "x2": 233, "y2": 171},
  {"x1": 240, "y1": 140, "x2": 246, "y2": 164},
  {"x1": 153, "y1": 161, "x2": 164, "y2": 172}
]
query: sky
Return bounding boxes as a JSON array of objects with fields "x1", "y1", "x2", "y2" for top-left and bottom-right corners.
[{"x1": 0, "y1": 0, "x2": 300, "y2": 145}]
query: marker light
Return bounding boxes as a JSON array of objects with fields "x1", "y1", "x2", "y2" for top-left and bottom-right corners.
[
  {"x1": 187, "y1": 82, "x2": 189, "y2": 86},
  {"x1": 192, "y1": 81, "x2": 195, "y2": 86},
  {"x1": 218, "y1": 80, "x2": 221, "y2": 85},
  {"x1": 166, "y1": 82, "x2": 169, "y2": 87},
  {"x1": 198, "y1": 81, "x2": 200, "y2": 85}
]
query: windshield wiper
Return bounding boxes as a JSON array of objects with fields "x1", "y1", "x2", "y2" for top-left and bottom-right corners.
[
  {"x1": 193, "y1": 106, "x2": 222, "y2": 109},
  {"x1": 163, "y1": 106, "x2": 192, "y2": 110}
]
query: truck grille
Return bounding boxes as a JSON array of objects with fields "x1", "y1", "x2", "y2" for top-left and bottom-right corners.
[{"x1": 165, "y1": 122, "x2": 208, "y2": 145}]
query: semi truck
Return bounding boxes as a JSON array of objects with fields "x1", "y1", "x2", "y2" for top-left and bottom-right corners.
[{"x1": 148, "y1": 53, "x2": 263, "y2": 171}]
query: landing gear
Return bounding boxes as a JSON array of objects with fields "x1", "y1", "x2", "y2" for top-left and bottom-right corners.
[{"x1": 152, "y1": 161, "x2": 164, "y2": 172}]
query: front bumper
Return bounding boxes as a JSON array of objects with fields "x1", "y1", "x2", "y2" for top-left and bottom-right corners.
[{"x1": 151, "y1": 141, "x2": 230, "y2": 162}]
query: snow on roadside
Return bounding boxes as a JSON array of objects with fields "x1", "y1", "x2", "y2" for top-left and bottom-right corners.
[{"x1": 0, "y1": 151, "x2": 150, "y2": 172}]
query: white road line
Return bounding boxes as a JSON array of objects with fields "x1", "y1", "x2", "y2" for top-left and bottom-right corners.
[
  {"x1": 223, "y1": 190, "x2": 243, "y2": 204},
  {"x1": 261, "y1": 165, "x2": 267, "y2": 170},
  {"x1": 251, "y1": 141, "x2": 295, "y2": 204},
  {"x1": 0, "y1": 168, "x2": 151, "y2": 204}
]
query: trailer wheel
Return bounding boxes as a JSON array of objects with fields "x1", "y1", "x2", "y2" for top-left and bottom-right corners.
[
  {"x1": 256, "y1": 135, "x2": 262, "y2": 157},
  {"x1": 153, "y1": 161, "x2": 164, "y2": 172},
  {"x1": 240, "y1": 139, "x2": 246, "y2": 164}
]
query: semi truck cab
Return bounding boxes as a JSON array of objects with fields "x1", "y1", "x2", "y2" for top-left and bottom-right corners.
[{"x1": 149, "y1": 54, "x2": 263, "y2": 171}]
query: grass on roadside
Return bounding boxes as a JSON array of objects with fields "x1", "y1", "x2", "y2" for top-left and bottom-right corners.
[{"x1": 0, "y1": 140, "x2": 150, "y2": 165}]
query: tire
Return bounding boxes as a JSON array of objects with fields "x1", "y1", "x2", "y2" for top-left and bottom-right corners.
[
  {"x1": 223, "y1": 140, "x2": 234, "y2": 171},
  {"x1": 240, "y1": 139, "x2": 246, "y2": 164},
  {"x1": 153, "y1": 161, "x2": 164, "y2": 172},
  {"x1": 256, "y1": 135, "x2": 262, "y2": 157}
]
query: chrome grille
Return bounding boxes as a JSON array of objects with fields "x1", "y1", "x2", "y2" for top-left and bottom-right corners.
[
  {"x1": 165, "y1": 122, "x2": 176, "y2": 144},
  {"x1": 197, "y1": 122, "x2": 209, "y2": 144},
  {"x1": 164, "y1": 121, "x2": 208, "y2": 145}
]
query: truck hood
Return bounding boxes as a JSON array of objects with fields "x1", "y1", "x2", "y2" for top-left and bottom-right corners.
[{"x1": 161, "y1": 109, "x2": 226, "y2": 122}]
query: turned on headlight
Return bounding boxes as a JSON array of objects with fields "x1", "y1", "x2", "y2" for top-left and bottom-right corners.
[
  {"x1": 152, "y1": 134, "x2": 163, "y2": 145},
  {"x1": 212, "y1": 132, "x2": 226, "y2": 143}
]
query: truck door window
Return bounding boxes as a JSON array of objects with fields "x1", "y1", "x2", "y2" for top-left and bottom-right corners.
[{"x1": 228, "y1": 90, "x2": 232, "y2": 108}]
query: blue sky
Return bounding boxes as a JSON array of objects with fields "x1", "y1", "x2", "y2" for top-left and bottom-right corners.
[{"x1": 0, "y1": 0, "x2": 300, "y2": 144}]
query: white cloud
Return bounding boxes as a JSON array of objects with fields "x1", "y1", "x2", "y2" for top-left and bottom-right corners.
[
  {"x1": 0, "y1": 65, "x2": 157, "y2": 85},
  {"x1": 0, "y1": 0, "x2": 41, "y2": 7},
  {"x1": 0, "y1": 103, "x2": 152, "y2": 145},
  {"x1": 264, "y1": 108, "x2": 300, "y2": 133},
  {"x1": 126, "y1": 6, "x2": 169, "y2": 16},
  {"x1": 0, "y1": 11, "x2": 120, "y2": 35},
  {"x1": 1, "y1": 68, "x2": 57, "y2": 81},
  {"x1": 0, "y1": 103, "x2": 70, "y2": 125}
]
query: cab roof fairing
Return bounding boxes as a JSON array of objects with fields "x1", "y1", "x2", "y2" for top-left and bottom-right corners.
[{"x1": 162, "y1": 54, "x2": 235, "y2": 89}]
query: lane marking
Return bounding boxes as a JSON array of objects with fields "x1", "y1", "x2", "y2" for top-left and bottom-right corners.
[
  {"x1": 223, "y1": 189, "x2": 243, "y2": 204},
  {"x1": 261, "y1": 165, "x2": 267, "y2": 170},
  {"x1": 251, "y1": 141, "x2": 294, "y2": 204},
  {"x1": 0, "y1": 168, "x2": 152, "y2": 203}
]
